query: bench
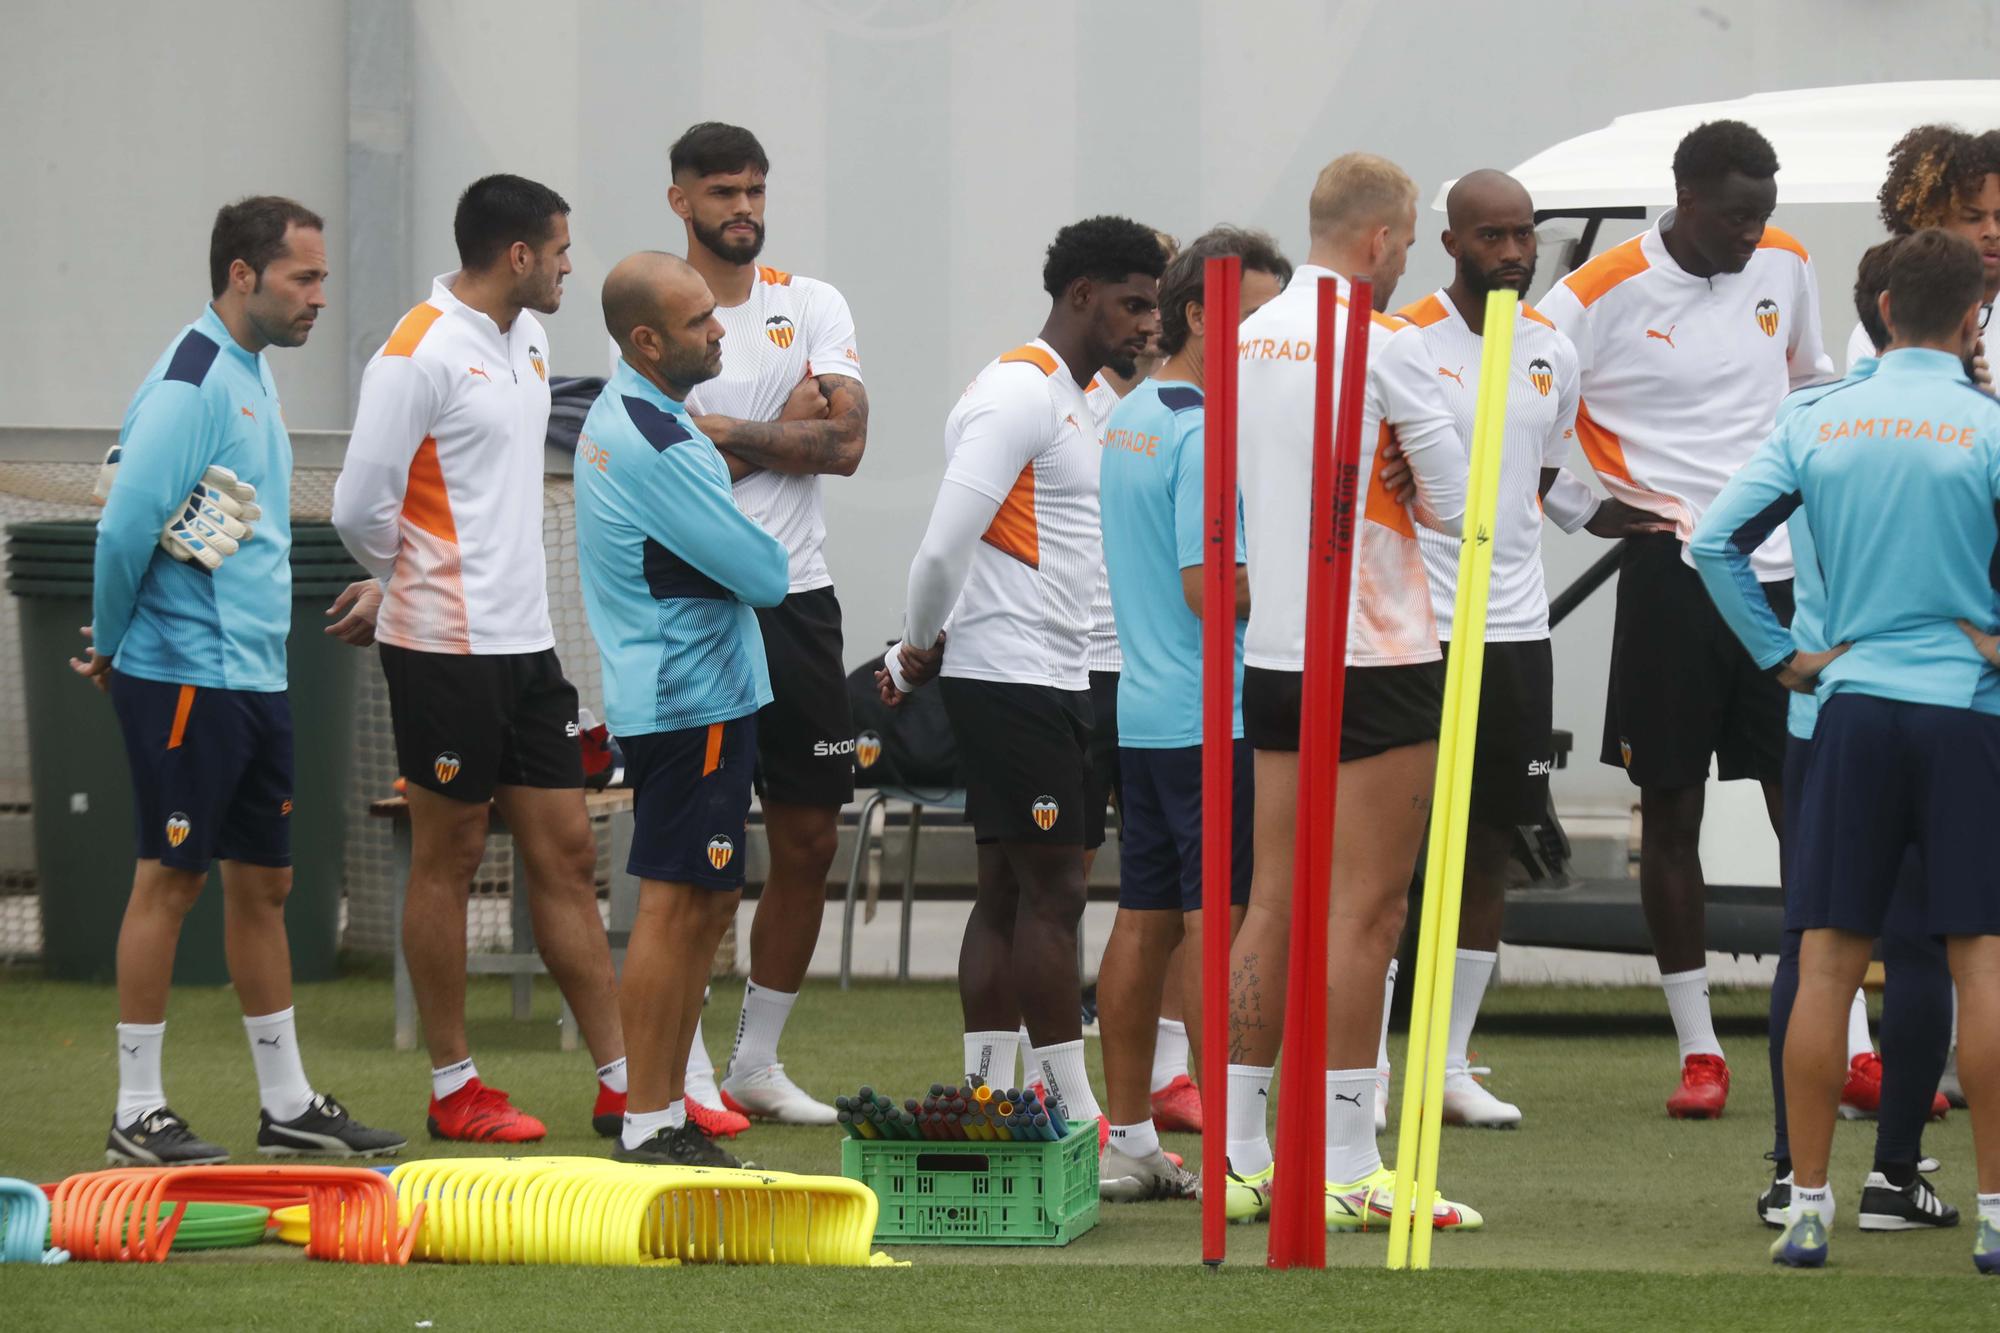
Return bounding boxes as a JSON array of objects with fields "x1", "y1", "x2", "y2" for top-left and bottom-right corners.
[{"x1": 367, "y1": 789, "x2": 637, "y2": 1052}]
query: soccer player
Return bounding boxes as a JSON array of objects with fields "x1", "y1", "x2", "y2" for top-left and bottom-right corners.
[
  {"x1": 1095, "y1": 226, "x2": 1290, "y2": 1200},
  {"x1": 1746, "y1": 238, "x2": 1957, "y2": 1235},
  {"x1": 1689, "y1": 228, "x2": 2000, "y2": 1274},
  {"x1": 881, "y1": 216, "x2": 1166, "y2": 1139},
  {"x1": 625, "y1": 123, "x2": 869, "y2": 1130},
  {"x1": 577, "y1": 251, "x2": 791, "y2": 1166},
  {"x1": 1229, "y1": 152, "x2": 1478, "y2": 1231},
  {"x1": 332, "y1": 175, "x2": 626, "y2": 1143},
  {"x1": 81, "y1": 196, "x2": 402, "y2": 1163},
  {"x1": 1395, "y1": 169, "x2": 1581, "y2": 1129},
  {"x1": 1537, "y1": 120, "x2": 1833, "y2": 1118}
]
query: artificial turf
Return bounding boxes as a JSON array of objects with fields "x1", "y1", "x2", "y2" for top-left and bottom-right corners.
[{"x1": 0, "y1": 969, "x2": 1992, "y2": 1326}]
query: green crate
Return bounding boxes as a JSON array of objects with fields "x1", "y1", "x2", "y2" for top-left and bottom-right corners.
[{"x1": 840, "y1": 1122, "x2": 1099, "y2": 1246}]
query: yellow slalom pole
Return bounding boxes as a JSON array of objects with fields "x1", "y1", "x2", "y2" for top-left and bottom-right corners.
[{"x1": 1387, "y1": 289, "x2": 1517, "y2": 1271}]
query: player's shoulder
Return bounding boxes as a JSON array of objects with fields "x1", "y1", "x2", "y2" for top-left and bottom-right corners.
[
  {"x1": 156, "y1": 322, "x2": 226, "y2": 392},
  {"x1": 1395, "y1": 292, "x2": 1452, "y2": 329},
  {"x1": 1753, "y1": 226, "x2": 1812, "y2": 266},
  {"x1": 1553, "y1": 235, "x2": 1653, "y2": 309},
  {"x1": 1519, "y1": 304, "x2": 1580, "y2": 360},
  {"x1": 613, "y1": 390, "x2": 707, "y2": 457},
  {"x1": 380, "y1": 299, "x2": 451, "y2": 362},
  {"x1": 963, "y1": 344, "x2": 1065, "y2": 415}
]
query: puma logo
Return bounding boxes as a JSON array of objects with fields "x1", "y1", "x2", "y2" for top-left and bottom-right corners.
[
  {"x1": 1437, "y1": 366, "x2": 1465, "y2": 387},
  {"x1": 1332, "y1": 1091, "x2": 1364, "y2": 1106},
  {"x1": 468, "y1": 365, "x2": 492, "y2": 381},
  {"x1": 1646, "y1": 324, "x2": 1677, "y2": 348},
  {"x1": 121, "y1": 1043, "x2": 140, "y2": 1057},
  {"x1": 256, "y1": 1036, "x2": 281, "y2": 1047},
  {"x1": 239, "y1": 405, "x2": 257, "y2": 421}
]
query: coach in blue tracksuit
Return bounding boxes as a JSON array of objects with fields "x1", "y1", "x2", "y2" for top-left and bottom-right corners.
[
  {"x1": 1691, "y1": 228, "x2": 2000, "y2": 1274},
  {"x1": 576, "y1": 251, "x2": 790, "y2": 1170},
  {"x1": 81, "y1": 197, "x2": 400, "y2": 1166}
]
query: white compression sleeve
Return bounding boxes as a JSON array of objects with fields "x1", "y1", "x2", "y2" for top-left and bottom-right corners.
[{"x1": 900, "y1": 477, "x2": 1002, "y2": 662}]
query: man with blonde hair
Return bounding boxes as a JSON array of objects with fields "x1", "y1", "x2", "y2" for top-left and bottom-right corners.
[{"x1": 1225, "y1": 152, "x2": 1481, "y2": 1231}]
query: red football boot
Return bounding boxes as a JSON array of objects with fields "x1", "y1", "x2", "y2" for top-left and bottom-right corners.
[
  {"x1": 1665, "y1": 1054, "x2": 1730, "y2": 1119},
  {"x1": 592, "y1": 1081, "x2": 626, "y2": 1138},
  {"x1": 1151, "y1": 1074, "x2": 1204, "y2": 1134},
  {"x1": 688, "y1": 1096, "x2": 750, "y2": 1139},
  {"x1": 1838, "y1": 1052, "x2": 1883, "y2": 1120},
  {"x1": 427, "y1": 1078, "x2": 547, "y2": 1143}
]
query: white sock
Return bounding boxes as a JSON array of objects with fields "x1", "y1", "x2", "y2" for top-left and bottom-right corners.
[
  {"x1": 1447, "y1": 949, "x2": 1497, "y2": 1074},
  {"x1": 1661, "y1": 966, "x2": 1724, "y2": 1061},
  {"x1": 1324, "y1": 1067, "x2": 1381, "y2": 1185},
  {"x1": 1978, "y1": 1192, "x2": 2000, "y2": 1226},
  {"x1": 243, "y1": 1007, "x2": 314, "y2": 1122},
  {"x1": 1151, "y1": 1019, "x2": 1190, "y2": 1093},
  {"x1": 964, "y1": 1030, "x2": 1017, "y2": 1089},
  {"x1": 1017, "y1": 1025, "x2": 1034, "y2": 1088},
  {"x1": 1790, "y1": 1181, "x2": 1834, "y2": 1228},
  {"x1": 1845, "y1": 990, "x2": 1873, "y2": 1063},
  {"x1": 1108, "y1": 1120, "x2": 1161, "y2": 1158},
  {"x1": 1037, "y1": 1039, "x2": 1103, "y2": 1123},
  {"x1": 115, "y1": 1021, "x2": 167, "y2": 1125},
  {"x1": 687, "y1": 993, "x2": 720, "y2": 1106},
  {"x1": 1377, "y1": 958, "x2": 1399, "y2": 1079},
  {"x1": 620, "y1": 1098, "x2": 686, "y2": 1151},
  {"x1": 597, "y1": 1057, "x2": 628, "y2": 1094},
  {"x1": 1225, "y1": 1063, "x2": 1275, "y2": 1175},
  {"x1": 730, "y1": 981, "x2": 798, "y2": 1074},
  {"x1": 431, "y1": 1057, "x2": 477, "y2": 1102}
]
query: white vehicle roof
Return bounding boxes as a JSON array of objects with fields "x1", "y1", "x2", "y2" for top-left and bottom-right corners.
[{"x1": 1434, "y1": 80, "x2": 2000, "y2": 213}]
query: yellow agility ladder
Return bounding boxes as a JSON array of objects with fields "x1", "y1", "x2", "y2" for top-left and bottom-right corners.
[{"x1": 389, "y1": 1157, "x2": 882, "y2": 1267}]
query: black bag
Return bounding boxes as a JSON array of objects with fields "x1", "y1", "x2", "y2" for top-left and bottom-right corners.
[{"x1": 845, "y1": 647, "x2": 961, "y2": 788}]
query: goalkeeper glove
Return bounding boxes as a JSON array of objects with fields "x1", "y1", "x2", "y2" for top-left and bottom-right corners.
[{"x1": 162, "y1": 467, "x2": 262, "y2": 570}]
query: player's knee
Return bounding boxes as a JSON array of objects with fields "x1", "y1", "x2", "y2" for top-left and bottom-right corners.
[
  {"x1": 233, "y1": 867, "x2": 292, "y2": 912},
  {"x1": 136, "y1": 868, "x2": 206, "y2": 918}
]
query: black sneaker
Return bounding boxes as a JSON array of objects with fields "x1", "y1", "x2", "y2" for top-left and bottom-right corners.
[
  {"x1": 107, "y1": 1107, "x2": 228, "y2": 1166},
  {"x1": 1758, "y1": 1163, "x2": 1792, "y2": 1229},
  {"x1": 1858, "y1": 1170, "x2": 1959, "y2": 1231},
  {"x1": 258, "y1": 1092, "x2": 407, "y2": 1158},
  {"x1": 613, "y1": 1120, "x2": 743, "y2": 1169}
]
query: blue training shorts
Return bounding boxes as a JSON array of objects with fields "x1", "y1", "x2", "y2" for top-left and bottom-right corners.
[
  {"x1": 620, "y1": 715, "x2": 756, "y2": 890},
  {"x1": 110, "y1": 673, "x2": 293, "y2": 871},
  {"x1": 1116, "y1": 740, "x2": 1253, "y2": 912}
]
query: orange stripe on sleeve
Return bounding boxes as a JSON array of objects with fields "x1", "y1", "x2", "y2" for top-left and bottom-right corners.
[
  {"x1": 1395, "y1": 294, "x2": 1451, "y2": 328},
  {"x1": 998, "y1": 345, "x2": 1058, "y2": 375},
  {"x1": 1362, "y1": 426, "x2": 1416, "y2": 538},
  {"x1": 401, "y1": 438, "x2": 458, "y2": 541},
  {"x1": 1520, "y1": 304, "x2": 1555, "y2": 329},
  {"x1": 758, "y1": 266, "x2": 793, "y2": 287},
  {"x1": 1572, "y1": 399, "x2": 1637, "y2": 486},
  {"x1": 981, "y1": 464, "x2": 1040, "y2": 567},
  {"x1": 702, "y1": 722, "x2": 724, "y2": 776},
  {"x1": 1757, "y1": 226, "x2": 1810, "y2": 262},
  {"x1": 167, "y1": 685, "x2": 196, "y2": 750},
  {"x1": 383, "y1": 303, "x2": 445, "y2": 358},
  {"x1": 1561, "y1": 236, "x2": 1651, "y2": 308}
]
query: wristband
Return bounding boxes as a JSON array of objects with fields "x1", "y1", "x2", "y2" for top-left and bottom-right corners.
[{"x1": 885, "y1": 645, "x2": 917, "y2": 695}]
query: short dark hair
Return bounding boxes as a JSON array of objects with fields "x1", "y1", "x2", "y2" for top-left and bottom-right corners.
[
  {"x1": 1156, "y1": 227, "x2": 1293, "y2": 356},
  {"x1": 1875, "y1": 124, "x2": 2000, "y2": 234},
  {"x1": 670, "y1": 122, "x2": 770, "y2": 180},
  {"x1": 1886, "y1": 227, "x2": 1983, "y2": 344},
  {"x1": 1672, "y1": 119, "x2": 1780, "y2": 189},
  {"x1": 209, "y1": 195, "x2": 324, "y2": 298},
  {"x1": 1853, "y1": 237, "x2": 1902, "y2": 354},
  {"x1": 1041, "y1": 215, "x2": 1169, "y2": 300},
  {"x1": 454, "y1": 174, "x2": 570, "y2": 271}
]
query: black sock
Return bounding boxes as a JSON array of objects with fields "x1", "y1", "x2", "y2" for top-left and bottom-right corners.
[{"x1": 1874, "y1": 1158, "x2": 1917, "y2": 1188}]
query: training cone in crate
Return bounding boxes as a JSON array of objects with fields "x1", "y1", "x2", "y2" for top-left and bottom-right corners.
[{"x1": 388, "y1": 1156, "x2": 880, "y2": 1267}]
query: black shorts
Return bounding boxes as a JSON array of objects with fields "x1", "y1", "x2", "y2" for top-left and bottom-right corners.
[
  {"x1": 753, "y1": 587, "x2": 856, "y2": 807},
  {"x1": 380, "y1": 644, "x2": 583, "y2": 803},
  {"x1": 1602, "y1": 534, "x2": 1791, "y2": 788},
  {"x1": 620, "y1": 716, "x2": 757, "y2": 890},
  {"x1": 111, "y1": 674, "x2": 292, "y2": 871},
  {"x1": 1791, "y1": 693, "x2": 2000, "y2": 937},
  {"x1": 1085, "y1": 669, "x2": 1120, "y2": 847},
  {"x1": 1118, "y1": 741, "x2": 1254, "y2": 911},
  {"x1": 1439, "y1": 638, "x2": 1554, "y2": 829},
  {"x1": 1241, "y1": 662, "x2": 1445, "y2": 761},
  {"x1": 939, "y1": 677, "x2": 1093, "y2": 846}
]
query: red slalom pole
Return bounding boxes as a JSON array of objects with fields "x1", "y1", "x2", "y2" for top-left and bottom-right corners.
[
  {"x1": 1199, "y1": 255, "x2": 1241, "y2": 1268},
  {"x1": 1268, "y1": 275, "x2": 1371, "y2": 1269}
]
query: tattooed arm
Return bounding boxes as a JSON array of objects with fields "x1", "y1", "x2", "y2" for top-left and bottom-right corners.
[{"x1": 695, "y1": 374, "x2": 869, "y2": 479}]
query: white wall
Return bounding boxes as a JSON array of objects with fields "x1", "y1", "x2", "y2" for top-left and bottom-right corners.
[{"x1": 11, "y1": 0, "x2": 2000, "y2": 815}]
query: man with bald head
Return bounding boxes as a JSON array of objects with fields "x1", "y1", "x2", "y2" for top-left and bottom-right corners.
[
  {"x1": 1386, "y1": 170, "x2": 1590, "y2": 1128},
  {"x1": 575, "y1": 251, "x2": 792, "y2": 1165}
]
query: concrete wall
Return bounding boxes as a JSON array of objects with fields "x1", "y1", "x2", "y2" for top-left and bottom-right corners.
[{"x1": 10, "y1": 0, "x2": 2000, "y2": 818}]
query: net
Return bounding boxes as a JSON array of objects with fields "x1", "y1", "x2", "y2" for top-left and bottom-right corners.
[{"x1": 0, "y1": 459, "x2": 620, "y2": 961}]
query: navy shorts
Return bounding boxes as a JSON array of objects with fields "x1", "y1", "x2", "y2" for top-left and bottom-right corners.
[
  {"x1": 1792, "y1": 693, "x2": 2000, "y2": 937},
  {"x1": 620, "y1": 716, "x2": 757, "y2": 890},
  {"x1": 1117, "y1": 741, "x2": 1253, "y2": 912},
  {"x1": 110, "y1": 674, "x2": 293, "y2": 871}
]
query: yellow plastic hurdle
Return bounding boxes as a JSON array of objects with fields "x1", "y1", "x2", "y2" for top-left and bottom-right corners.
[{"x1": 386, "y1": 1156, "x2": 881, "y2": 1268}]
